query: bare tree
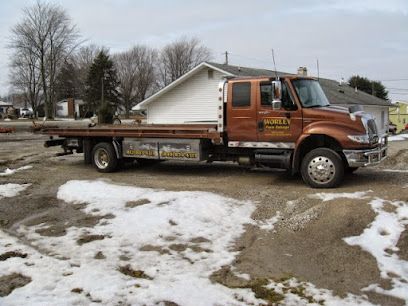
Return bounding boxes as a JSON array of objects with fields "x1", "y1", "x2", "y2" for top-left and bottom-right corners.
[
  {"x1": 114, "y1": 45, "x2": 157, "y2": 117},
  {"x1": 9, "y1": 1, "x2": 80, "y2": 118},
  {"x1": 159, "y1": 37, "x2": 211, "y2": 86},
  {"x1": 9, "y1": 43, "x2": 42, "y2": 117}
]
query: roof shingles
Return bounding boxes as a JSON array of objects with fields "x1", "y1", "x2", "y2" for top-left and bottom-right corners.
[{"x1": 207, "y1": 62, "x2": 390, "y2": 107}]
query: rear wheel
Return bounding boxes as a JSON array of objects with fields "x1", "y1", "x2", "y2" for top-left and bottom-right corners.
[
  {"x1": 301, "y1": 148, "x2": 344, "y2": 188},
  {"x1": 92, "y1": 142, "x2": 118, "y2": 173}
]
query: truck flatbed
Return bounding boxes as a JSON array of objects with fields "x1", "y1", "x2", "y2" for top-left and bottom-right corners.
[
  {"x1": 41, "y1": 75, "x2": 388, "y2": 188},
  {"x1": 42, "y1": 124, "x2": 222, "y2": 143}
]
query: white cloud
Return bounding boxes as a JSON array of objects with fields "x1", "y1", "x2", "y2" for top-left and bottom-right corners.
[{"x1": 1, "y1": 0, "x2": 407, "y2": 101}]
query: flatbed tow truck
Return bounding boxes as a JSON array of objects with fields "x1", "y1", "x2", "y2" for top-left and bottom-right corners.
[{"x1": 42, "y1": 75, "x2": 388, "y2": 188}]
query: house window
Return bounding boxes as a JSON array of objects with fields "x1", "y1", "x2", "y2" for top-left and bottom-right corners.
[
  {"x1": 208, "y1": 69, "x2": 214, "y2": 79},
  {"x1": 232, "y1": 82, "x2": 251, "y2": 107}
]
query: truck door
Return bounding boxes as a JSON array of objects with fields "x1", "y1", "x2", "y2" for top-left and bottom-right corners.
[
  {"x1": 257, "y1": 81, "x2": 302, "y2": 144},
  {"x1": 226, "y1": 81, "x2": 257, "y2": 141}
]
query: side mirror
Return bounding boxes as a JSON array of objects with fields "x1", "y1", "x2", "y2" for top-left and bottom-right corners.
[
  {"x1": 272, "y1": 100, "x2": 282, "y2": 110},
  {"x1": 272, "y1": 80, "x2": 282, "y2": 110}
]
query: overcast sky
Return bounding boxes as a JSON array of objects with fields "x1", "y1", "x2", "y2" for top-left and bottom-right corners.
[{"x1": 0, "y1": 0, "x2": 407, "y2": 101}]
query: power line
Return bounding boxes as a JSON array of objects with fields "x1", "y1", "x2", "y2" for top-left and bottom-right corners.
[
  {"x1": 380, "y1": 79, "x2": 408, "y2": 82},
  {"x1": 386, "y1": 87, "x2": 408, "y2": 91}
]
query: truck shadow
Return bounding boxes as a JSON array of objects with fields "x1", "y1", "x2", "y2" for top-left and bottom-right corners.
[{"x1": 119, "y1": 161, "x2": 407, "y2": 190}]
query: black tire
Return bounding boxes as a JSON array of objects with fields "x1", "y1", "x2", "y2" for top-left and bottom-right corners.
[
  {"x1": 92, "y1": 142, "x2": 118, "y2": 173},
  {"x1": 300, "y1": 148, "x2": 344, "y2": 188}
]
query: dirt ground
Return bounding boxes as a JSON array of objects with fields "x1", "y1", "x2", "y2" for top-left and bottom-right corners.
[{"x1": 0, "y1": 131, "x2": 407, "y2": 305}]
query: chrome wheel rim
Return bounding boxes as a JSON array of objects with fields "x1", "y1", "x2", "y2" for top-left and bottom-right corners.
[
  {"x1": 308, "y1": 155, "x2": 335, "y2": 184},
  {"x1": 94, "y1": 148, "x2": 109, "y2": 169}
]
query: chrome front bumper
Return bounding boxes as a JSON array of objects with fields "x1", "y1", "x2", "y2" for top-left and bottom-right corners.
[{"x1": 343, "y1": 138, "x2": 388, "y2": 168}]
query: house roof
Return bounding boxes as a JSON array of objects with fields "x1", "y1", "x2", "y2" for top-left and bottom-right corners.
[
  {"x1": 0, "y1": 101, "x2": 13, "y2": 106},
  {"x1": 134, "y1": 62, "x2": 233, "y2": 110},
  {"x1": 208, "y1": 62, "x2": 390, "y2": 107},
  {"x1": 134, "y1": 62, "x2": 390, "y2": 110}
]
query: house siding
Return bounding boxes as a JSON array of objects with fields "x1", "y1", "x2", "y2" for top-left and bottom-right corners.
[
  {"x1": 337, "y1": 104, "x2": 389, "y2": 136},
  {"x1": 147, "y1": 68, "x2": 223, "y2": 124},
  {"x1": 389, "y1": 102, "x2": 408, "y2": 132}
]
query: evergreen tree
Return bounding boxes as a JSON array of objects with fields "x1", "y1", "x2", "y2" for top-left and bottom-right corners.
[
  {"x1": 348, "y1": 75, "x2": 388, "y2": 100},
  {"x1": 85, "y1": 50, "x2": 120, "y2": 116},
  {"x1": 55, "y1": 60, "x2": 79, "y2": 101}
]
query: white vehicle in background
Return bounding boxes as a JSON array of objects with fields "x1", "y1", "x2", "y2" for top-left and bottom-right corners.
[{"x1": 20, "y1": 108, "x2": 33, "y2": 118}]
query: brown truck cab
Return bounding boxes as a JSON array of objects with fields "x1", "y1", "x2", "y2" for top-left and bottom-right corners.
[{"x1": 43, "y1": 75, "x2": 387, "y2": 188}]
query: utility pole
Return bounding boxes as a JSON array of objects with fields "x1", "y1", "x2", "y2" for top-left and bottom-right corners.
[{"x1": 224, "y1": 51, "x2": 229, "y2": 65}]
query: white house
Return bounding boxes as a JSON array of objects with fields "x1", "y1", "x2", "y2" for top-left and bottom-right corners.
[
  {"x1": 134, "y1": 62, "x2": 391, "y2": 135},
  {"x1": 0, "y1": 101, "x2": 13, "y2": 116},
  {"x1": 56, "y1": 99, "x2": 85, "y2": 118},
  {"x1": 135, "y1": 63, "x2": 232, "y2": 124}
]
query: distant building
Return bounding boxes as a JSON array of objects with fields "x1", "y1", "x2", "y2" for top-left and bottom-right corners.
[
  {"x1": 56, "y1": 98, "x2": 85, "y2": 118},
  {"x1": 134, "y1": 62, "x2": 391, "y2": 135},
  {"x1": 0, "y1": 101, "x2": 13, "y2": 118},
  {"x1": 389, "y1": 101, "x2": 408, "y2": 132}
]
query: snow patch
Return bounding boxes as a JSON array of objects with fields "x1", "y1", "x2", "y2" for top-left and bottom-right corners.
[
  {"x1": 310, "y1": 191, "x2": 372, "y2": 202},
  {"x1": 255, "y1": 211, "x2": 281, "y2": 231},
  {"x1": 2, "y1": 180, "x2": 261, "y2": 305},
  {"x1": 0, "y1": 165, "x2": 33, "y2": 176},
  {"x1": 0, "y1": 183, "x2": 30, "y2": 199},
  {"x1": 389, "y1": 134, "x2": 408, "y2": 142},
  {"x1": 382, "y1": 169, "x2": 408, "y2": 173},
  {"x1": 344, "y1": 198, "x2": 408, "y2": 302},
  {"x1": 266, "y1": 277, "x2": 374, "y2": 306}
]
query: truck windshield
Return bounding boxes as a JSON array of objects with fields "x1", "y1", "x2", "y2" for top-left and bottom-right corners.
[{"x1": 292, "y1": 79, "x2": 330, "y2": 108}]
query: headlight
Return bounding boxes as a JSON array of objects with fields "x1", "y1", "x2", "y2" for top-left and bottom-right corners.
[{"x1": 348, "y1": 135, "x2": 370, "y2": 144}]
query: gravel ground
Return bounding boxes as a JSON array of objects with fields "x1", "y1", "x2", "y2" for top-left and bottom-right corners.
[{"x1": 0, "y1": 131, "x2": 407, "y2": 305}]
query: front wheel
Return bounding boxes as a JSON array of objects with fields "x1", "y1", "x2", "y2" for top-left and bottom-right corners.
[
  {"x1": 92, "y1": 142, "x2": 118, "y2": 173},
  {"x1": 301, "y1": 148, "x2": 344, "y2": 188}
]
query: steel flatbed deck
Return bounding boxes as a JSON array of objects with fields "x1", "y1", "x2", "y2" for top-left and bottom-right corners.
[{"x1": 42, "y1": 124, "x2": 222, "y2": 143}]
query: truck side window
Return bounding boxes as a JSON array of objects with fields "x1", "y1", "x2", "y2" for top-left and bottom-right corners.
[
  {"x1": 232, "y1": 82, "x2": 251, "y2": 107},
  {"x1": 260, "y1": 84, "x2": 272, "y2": 106},
  {"x1": 260, "y1": 82, "x2": 297, "y2": 110},
  {"x1": 282, "y1": 82, "x2": 297, "y2": 110}
]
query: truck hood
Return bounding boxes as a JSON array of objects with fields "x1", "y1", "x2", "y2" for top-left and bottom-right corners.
[{"x1": 302, "y1": 105, "x2": 368, "y2": 134}]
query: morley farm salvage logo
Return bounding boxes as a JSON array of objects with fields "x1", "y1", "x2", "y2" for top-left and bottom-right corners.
[{"x1": 264, "y1": 117, "x2": 290, "y2": 134}]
